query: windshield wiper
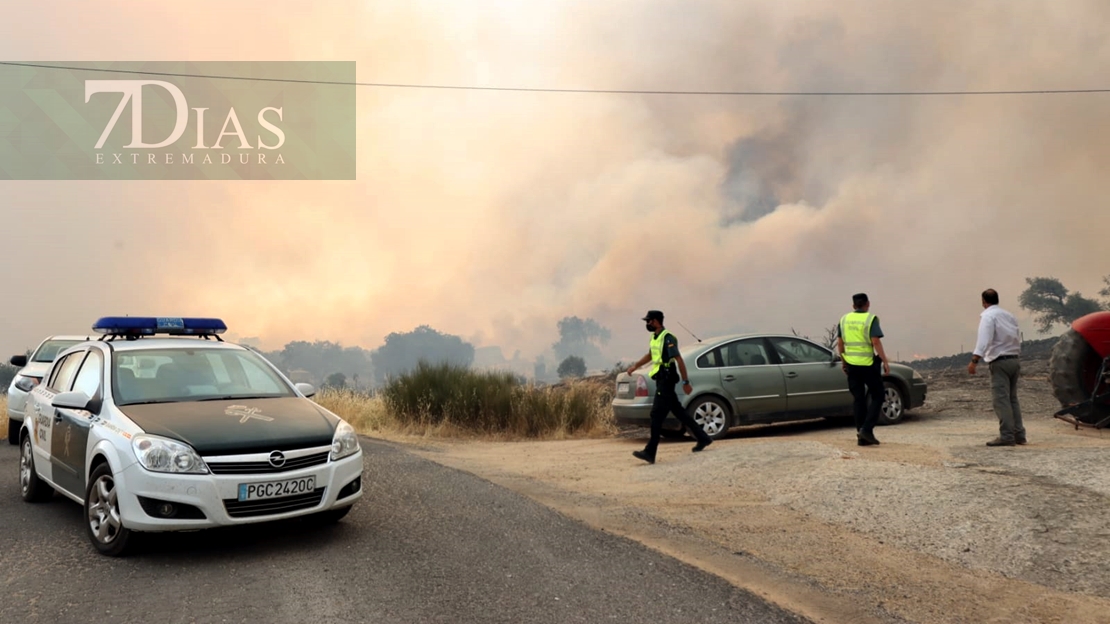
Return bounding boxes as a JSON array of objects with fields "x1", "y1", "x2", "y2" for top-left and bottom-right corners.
[
  {"x1": 119, "y1": 399, "x2": 180, "y2": 406},
  {"x1": 195, "y1": 395, "x2": 277, "y2": 402}
]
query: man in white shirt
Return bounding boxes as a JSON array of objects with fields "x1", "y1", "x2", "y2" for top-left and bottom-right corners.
[{"x1": 968, "y1": 288, "x2": 1025, "y2": 446}]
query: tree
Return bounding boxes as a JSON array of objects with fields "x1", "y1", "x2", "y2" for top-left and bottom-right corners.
[
  {"x1": 0, "y1": 363, "x2": 17, "y2": 394},
  {"x1": 324, "y1": 372, "x2": 347, "y2": 389},
  {"x1": 264, "y1": 340, "x2": 374, "y2": 388},
  {"x1": 1018, "y1": 277, "x2": 1104, "y2": 334},
  {"x1": 557, "y1": 355, "x2": 587, "y2": 379},
  {"x1": 791, "y1": 326, "x2": 839, "y2": 350},
  {"x1": 1100, "y1": 274, "x2": 1110, "y2": 309},
  {"x1": 371, "y1": 325, "x2": 474, "y2": 384},
  {"x1": 552, "y1": 316, "x2": 611, "y2": 369}
]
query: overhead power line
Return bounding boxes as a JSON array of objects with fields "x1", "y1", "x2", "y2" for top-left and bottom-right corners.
[{"x1": 2, "y1": 61, "x2": 1109, "y2": 96}]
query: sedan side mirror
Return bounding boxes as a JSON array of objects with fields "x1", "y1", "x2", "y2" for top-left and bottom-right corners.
[
  {"x1": 295, "y1": 382, "x2": 316, "y2": 398},
  {"x1": 52, "y1": 390, "x2": 92, "y2": 411},
  {"x1": 10, "y1": 354, "x2": 27, "y2": 367}
]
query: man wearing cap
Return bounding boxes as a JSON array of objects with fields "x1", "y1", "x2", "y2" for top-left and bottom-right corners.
[
  {"x1": 837, "y1": 293, "x2": 890, "y2": 446},
  {"x1": 626, "y1": 310, "x2": 713, "y2": 464}
]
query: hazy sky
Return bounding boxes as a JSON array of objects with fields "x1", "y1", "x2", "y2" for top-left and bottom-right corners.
[{"x1": 3, "y1": 0, "x2": 1109, "y2": 365}]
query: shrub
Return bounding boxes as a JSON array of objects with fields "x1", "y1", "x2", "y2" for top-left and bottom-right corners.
[{"x1": 377, "y1": 361, "x2": 614, "y2": 438}]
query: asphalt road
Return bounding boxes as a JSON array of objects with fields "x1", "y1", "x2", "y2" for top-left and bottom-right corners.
[{"x1": 0, "y1": 438, "x2": 810, "y2": 624}]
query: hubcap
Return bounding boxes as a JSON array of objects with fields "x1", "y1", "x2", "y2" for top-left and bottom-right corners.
[
  {"x1": 20, "y1": 439, "x2": 32, "y2": 495},
  {"x1": 883, "y1": 387, "x2": 903, "y2": 419},
  {"x1": 87, "y1": 475, "x2": 122, "y2": 545},
  {"x1": 694, "y1": 402, "x2": 727, "y2": 436}
]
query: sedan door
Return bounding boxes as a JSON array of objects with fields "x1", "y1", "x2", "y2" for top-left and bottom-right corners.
[
  {"x1": 768, "y1": 337, "x2": 852, "y2": 416},
  {"x1": 711, "y1": 338, "x2": 787, "y2": 422},
  {"x1": 50, "y1": 349, "x2": 102, "y2": 497},
  {"x1": 27, "y1": 350, "x2": 85, "y2": 483}
]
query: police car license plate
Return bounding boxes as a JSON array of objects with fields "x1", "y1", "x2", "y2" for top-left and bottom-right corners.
[
  {"x1": 618, "y1": 382, "x2": 630, "y2": 394},
  {"x1": 238, "y1": 476, "x2": 316, "y2": 501}
]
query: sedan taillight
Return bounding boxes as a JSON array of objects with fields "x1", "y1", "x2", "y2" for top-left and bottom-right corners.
[{"x1": 635, "y1": 375, "x2": 649, "y2": 397}]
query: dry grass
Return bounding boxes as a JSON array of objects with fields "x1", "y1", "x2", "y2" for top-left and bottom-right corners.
[
  {"x1": 314, "y1": 364, "x2": 618, "y2": 441},
  {"x1": 0, "y1": 395, "x2": 6, "y2": 437}
]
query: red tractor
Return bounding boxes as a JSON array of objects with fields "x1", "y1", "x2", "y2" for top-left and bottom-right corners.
[{"x1": 1050, "y1": 311, "x2": 1110, "y2": 428}]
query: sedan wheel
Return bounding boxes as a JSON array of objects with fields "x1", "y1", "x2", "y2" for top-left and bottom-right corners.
[
  {"x1": 85, "y1": 464, "x2": 133, "y2": 556},
  {"x1": 689, "y1": 397, "x2": 730, "y2": 440},
  {"x1": 20, "y1": 435, "x2": 53, "y2": 502},
  {"x1": 878, "y1": 381, "x2": 906, "y2": 425}
]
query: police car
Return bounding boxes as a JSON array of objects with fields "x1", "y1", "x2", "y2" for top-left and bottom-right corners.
[{"x1": 17, "y1": 317, "x2": 364, "y2": 556}]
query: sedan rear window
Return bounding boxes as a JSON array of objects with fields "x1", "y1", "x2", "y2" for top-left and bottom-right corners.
[{"x1": 112, "y1": 348, "x2": 294, "y2": 405}]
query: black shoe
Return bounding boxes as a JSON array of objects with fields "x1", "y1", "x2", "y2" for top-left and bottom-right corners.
[
  {"x1": 986, "y1": 437, "x2": 1016, "y2": 447},
  {"x1": 857, "y1": 432, "x2": 879, "y2": 446},
  {"x1": 693, "y1": 439, "x2": 712, "y2": 453},
  {"x1": 632, "y1": 450, "x2": 655, "y2": 464},
  {"x1": 1016, "y1": 437, "x2": 1027, "y2": 445}
]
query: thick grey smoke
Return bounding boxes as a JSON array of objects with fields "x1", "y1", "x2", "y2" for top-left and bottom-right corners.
[{"x1": 2, "y1": 0, "x2": 1109, "y2": 364}]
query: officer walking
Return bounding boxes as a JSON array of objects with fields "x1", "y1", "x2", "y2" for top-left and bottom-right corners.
[
  {"x1": 837, "y1": 293, "x2": 890, "y2": 446},
  {"x1": 627, "y1": 310, "x2": 713, "y2": 464}
]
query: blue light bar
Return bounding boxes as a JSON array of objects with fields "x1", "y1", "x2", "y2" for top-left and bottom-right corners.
[{"x1": 92, "y1": 317, "x2": 227, "y2": 336}]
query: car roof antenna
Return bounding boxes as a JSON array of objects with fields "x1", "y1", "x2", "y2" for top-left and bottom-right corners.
[{"x1": 675, "y1": 320, "x2": 702, "y2": 343}]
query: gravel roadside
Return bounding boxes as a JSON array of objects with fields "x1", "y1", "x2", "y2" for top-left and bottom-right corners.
[{"x1": 384, "y1": 361, "x2": 1110, "y2": 624}]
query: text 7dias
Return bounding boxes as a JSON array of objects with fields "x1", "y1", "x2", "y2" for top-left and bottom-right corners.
[{"x1": 86, "y1": 80, "x2": 285, "y2": 151}]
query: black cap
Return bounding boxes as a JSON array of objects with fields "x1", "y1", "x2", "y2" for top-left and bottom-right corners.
[{"x1": 642, "y1": 310, "x2": 664, "y2": 322}]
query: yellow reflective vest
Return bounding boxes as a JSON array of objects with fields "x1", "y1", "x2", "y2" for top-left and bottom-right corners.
[
  {"x1": 839, "y1": 311, "x2": 876, "y2": 366},
  {"x1": 650, "y1": 329, "x2": 674, "y2": 378}
]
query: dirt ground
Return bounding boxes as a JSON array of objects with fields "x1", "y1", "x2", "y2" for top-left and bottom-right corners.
[{"x1": 376, "y1": 360, "x2": 1110, "y2": 624}]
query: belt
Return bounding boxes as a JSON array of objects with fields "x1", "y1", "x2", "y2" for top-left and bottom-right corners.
[{"x1": 992, "y1": 354, "x2": 1019, "y2": 362}]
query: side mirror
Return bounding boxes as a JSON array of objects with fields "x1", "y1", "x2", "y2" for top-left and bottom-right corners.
[
  {"x1": 295, "y1": 382, "x2": 316, "y2": 398},
  {"x1": 52, "y1": 390, "x2": 92, "y2": 411},
  {"x1": 10, "y1": 354, "x2": 27, "y2": 367}
]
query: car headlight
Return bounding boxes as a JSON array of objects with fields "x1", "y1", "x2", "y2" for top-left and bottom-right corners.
[
  {"x1": 13, "y1": 375, "x2": 41, "y2": 393},
  {"x1": 912, "y1": 369, "x2": 924, "y2": 380},
  {"x1": 330, "y1": 420, "x2": 360, "y2": 461},
  {"x1": 132, "y1": 435, "x2": 209, "y2": 474}
]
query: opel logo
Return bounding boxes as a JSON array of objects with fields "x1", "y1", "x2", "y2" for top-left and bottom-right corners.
[{"x1": 268, "y1": 451, "x2": 286, "y2": 468}]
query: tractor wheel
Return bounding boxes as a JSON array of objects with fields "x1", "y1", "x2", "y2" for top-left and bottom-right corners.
[{"x1": 1048, "y1": 328, "x2": 1110, "y2": 423}]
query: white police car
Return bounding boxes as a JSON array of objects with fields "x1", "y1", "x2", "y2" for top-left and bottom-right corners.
[
  {"x1": 7, "y1": 336, "x2": 91, "y2": 444},
  {"x1": 18, "y1": 317, "x2": 363, "y2": 556}
]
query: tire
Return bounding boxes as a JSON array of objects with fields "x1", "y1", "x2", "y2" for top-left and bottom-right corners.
[
  {"x1": 7, "y1": 418, "x2": 18, "y2": 445},
  {"x1": 687, "y1": 396, "x2": 731, "y2": 440},
  {"x1": 85, "y1": 463, "x2": 134, "y2": 557},
  {"x1": 877, "y1": 381, "x2": 907, "y2": 426},
  {"x1": 19, "y1": 434, "x2": 54, "y2": 503},
  {"x1": 1049, "y1": 328, "x2": 1110, "y2": 423}
]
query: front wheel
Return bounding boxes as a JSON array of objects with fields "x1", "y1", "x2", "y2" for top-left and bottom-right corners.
[
  {"x1": 687, "y1": 397, "x2": 731, "y2": 440},
  {"x1": 85, "y1": 463, "x2": 134, "y2": 557},
  {"x1": 877, "y1": 381, "x2": 907, "y2": 425}
]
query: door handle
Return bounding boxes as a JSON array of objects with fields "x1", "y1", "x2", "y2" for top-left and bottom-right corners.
[
  {"x1": 722, "y1": 375, "x2": 736, "y2": 382},
  {"x1": 785, "y1": 372, "x2": 798, "y2": 378}
]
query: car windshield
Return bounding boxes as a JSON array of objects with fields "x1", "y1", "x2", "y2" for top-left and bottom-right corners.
[
  {"x1": 112, "y1": 347, "x2": 295, "y2": 405},
  {"x1": 32, "y1": 339, "x2": 83, "y2": 363}
]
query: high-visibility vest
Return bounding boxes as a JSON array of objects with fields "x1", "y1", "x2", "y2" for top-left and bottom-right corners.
[
  {"x1": 650, "y1": 329, "x2": 674, "y2": 377},
  {"x1": 839, "y1": 311, "x2": 876, "y2": 366}
]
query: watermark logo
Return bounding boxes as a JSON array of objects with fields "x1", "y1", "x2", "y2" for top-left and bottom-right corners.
[{"x1": 0, "y1": 62, "x2": 355, "y2": 180}]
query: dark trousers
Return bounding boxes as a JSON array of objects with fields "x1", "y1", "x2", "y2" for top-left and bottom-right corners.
[
  {"x1": 846, "y1": 360, "x2": 884, "y2": 437},
  {"x1": 989, "y1": 357, "x2": 1025, "y2": 441},
  {"x1": 642, "y1": 383, "x2": 711, "y2": 459}
]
